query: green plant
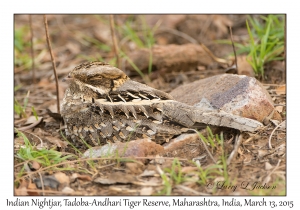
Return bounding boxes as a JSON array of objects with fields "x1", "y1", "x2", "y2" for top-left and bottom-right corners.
[
  {"x1": 246, "y1": 15, "x2": 284, "y2": 77},
  {"x1": 14, "y1": 90, "x2": 30, "y2": 118},
  {"x1": 14, "y1": 98, "x2": 27, "y2": 118},
  {"x1": 158, "y1": 170, "x2": 172, "y2": 195},
  {"x1": 198, "y1": 126, "x2": 222, "y2": 151},
  {"x1": 196, "y1": 129, "x2": 230, "y2": 186},
  {"x1": 157, "y1": 159, "x2": 186, "y2": 195},
  {"x1": 120, "y1": 51, "x2": 145, "y2": 78},
  {"x1": 164, "y1": 158, "x2": 185, "y2": 185},
  {"x1": 14, "y1": 26, "x2": 30, "y2": 52},
  {"x1": 14, "y1": 26, "x2": 33, "y2": 70},
  {"x1": 15, "y1": 130, "x2": 74, "y2": 167},
  {"x1": 217, "y1": 15, "x2": 284, "y2": 77},
  {"x1": 82, "y1": 35, "x2": 111, "y2": 52},
  {"x1": 196, "y1": 164, "x2": 223, "y2": 185},
  {"x1": 31, "y1": 106, "x2": 38, "y2": 120},
  {"x1": 217, "y1": 132, "x2": 229, "y2": 184},
  {"x1": 118, "y1": 16, "x2": 158, "y2": 79}
]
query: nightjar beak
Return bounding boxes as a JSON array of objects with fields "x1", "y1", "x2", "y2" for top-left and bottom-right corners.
[{"x1": 62, "y1": 75, "x2": 74, "y2": 83}]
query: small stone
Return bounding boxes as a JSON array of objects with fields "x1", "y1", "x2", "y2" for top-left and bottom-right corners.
[
  {"x1": 62, "y1": 186, "x2": 74, "y2": 194},
  {"x1": 82, "y1": 139, "x2": 164, "y2": 162},
  {"x1": 265, "y1": 162, "x2": 273, "y2": 170},
  {"x1": 140, "y1": 187, "x2": 153, "y2": 195},
  {"x1": 54, "y1": 172, "x2": 70, "y2": 185},
  {"x1": 163, "y1": 133, "x2": 205, "y2": 159}
]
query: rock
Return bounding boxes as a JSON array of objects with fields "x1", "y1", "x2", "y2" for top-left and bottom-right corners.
[
  {"x1": 163, "y1": 133, "x2": 205, "y2": 160},
  {"x1": 125, "y1": 44, "x2": 214, "y2": 74},
  {"x1": 82, "y1": 139, "x2": 164, "y2": 162},
  {"x1": 170, "y1": 74, "x2": 281, "y2": 122}
]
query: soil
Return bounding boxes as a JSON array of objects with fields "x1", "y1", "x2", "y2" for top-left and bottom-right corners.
[{"x1": 14, "y1": 14, "x2": 286, "y2": 196}]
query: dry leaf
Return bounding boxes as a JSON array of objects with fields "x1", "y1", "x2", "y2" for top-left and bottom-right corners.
[
  {"x1": 25, "y1": 116, "x2": 42, "y2": 125},
  {"x1": 140, "y1": 187, "x2": 153, "y2": 195},
  {"x1": 93, "y1": 172, "x2": 136, "y2": 185},
  {"x1": 45, "y1": 136, "x2": 68, "y2": 148},
  {"x1": 27, "y1": 180, "x2": 39, "y2": 196},
  {"x1": 263, "y1": 175, "x2": 271, "y2": 184},
  {"x1": 181, "y1": 166, "x2": 198, "y2": 173},
  {"x1": 62, "y1": 186, "x2": 74, "y2": 194},
  {"x1": 54, "y1": 172, "x2": 70, "y2": 185},
  {"x1": 70, "y1": 173, "x2": 92, "y2": 182},
  {"x1": 48, "y1": 104, "x2": 58, "y2": 114},
  {"x1": 275, "y1": 106, "x2": 284, "y2": 113},
  {"x1": 275, "y1": 85, "x2": 286, "y2": 95},
  {"x1": 236, "y1": 55, "x2": 254, "y2": 77},
  {"x1": 265, "y1": 162, "x2": 273, "y2": 170},
  {"x1": 139, "y1": 170, "x2": 157, "y2": 177},
  {"x1": 93, "y1": 177, "x2": 117, "y2": 185},
  {"x1": 125, "y1": 162, "x2": 144, "y2": 175},
  {"x1": 15, "y1": 179, "x2": 28, "y2": 196},
  {"x1": 257, "y1": 150, "x2": 268, "y2": 158},
  {"x1": 15, "y1": 187, "x2": 28, "y2": 196},
  {"x1": 18, "y1": 117, "x2": 43, "y2": 131},
  {"x1": 270, "y1": 119, "x2": 280, "y2": 126}
]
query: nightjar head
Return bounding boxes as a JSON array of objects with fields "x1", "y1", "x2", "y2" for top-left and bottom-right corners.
[{"x1": 63, "y1": 61, "x2": 129, "y2": 96}]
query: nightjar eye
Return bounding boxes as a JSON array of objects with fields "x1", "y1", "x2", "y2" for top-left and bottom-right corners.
[{"x1": 89, "y1": 76, "x2": 103, "y2": 81}]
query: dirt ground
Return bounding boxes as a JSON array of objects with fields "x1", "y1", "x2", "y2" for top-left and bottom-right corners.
[{"x1": 14, "y1": 14, "x2": 286, "y2": 196}]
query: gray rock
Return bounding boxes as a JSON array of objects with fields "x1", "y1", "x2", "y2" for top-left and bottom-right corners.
[{"x1": 170, "y1": 74, "x2": 281, "y2": 122}]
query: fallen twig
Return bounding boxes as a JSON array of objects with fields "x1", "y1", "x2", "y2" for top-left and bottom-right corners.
[
  {"x1": 227, "y1": 134, "x2": 242, "y2": 165},
  {"x1": 23, "y1": 130, "x2": 44, "y2": 147},
  {"x1": 200, "y1": 43, "x2": 229, "y2": 65},
  {"x1": 37, "y1": 172, "x2": 45, "y2": 196},
  {"x1": 176, "y1": 185, "x2": 210, "y2": 195},
  {"x1": 268, "y1": 120, "x2": 286, "y2": 149},
  {"x1": 15, "y1": 117, "x2": 43, "y2": 132},
  {"x1": 263, "y1": 159, "x2": 282, "y2": 183}
]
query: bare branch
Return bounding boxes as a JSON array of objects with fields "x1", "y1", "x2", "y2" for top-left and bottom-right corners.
[
  {"x1": 109, "y1": 15, "x2": 120, "y2": 68},
  {"x1": 43, "y1": 15, "x2": 60, "y2": 114},
  {"x1": 229, "y1": 26, "x2": 238, "y2": 71},
  {"x1": 29, "y1": 15, "x2": 35, "y2": 84}
]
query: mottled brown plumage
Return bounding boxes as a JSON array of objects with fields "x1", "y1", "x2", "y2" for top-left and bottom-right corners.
[{"x1": 61, "y1": 61, "x2": 262, "y2": 148}]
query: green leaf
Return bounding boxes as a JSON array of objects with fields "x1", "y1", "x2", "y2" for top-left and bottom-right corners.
[{"x1": 32, "y1": 106, "x2": 38, "y2": 120}]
